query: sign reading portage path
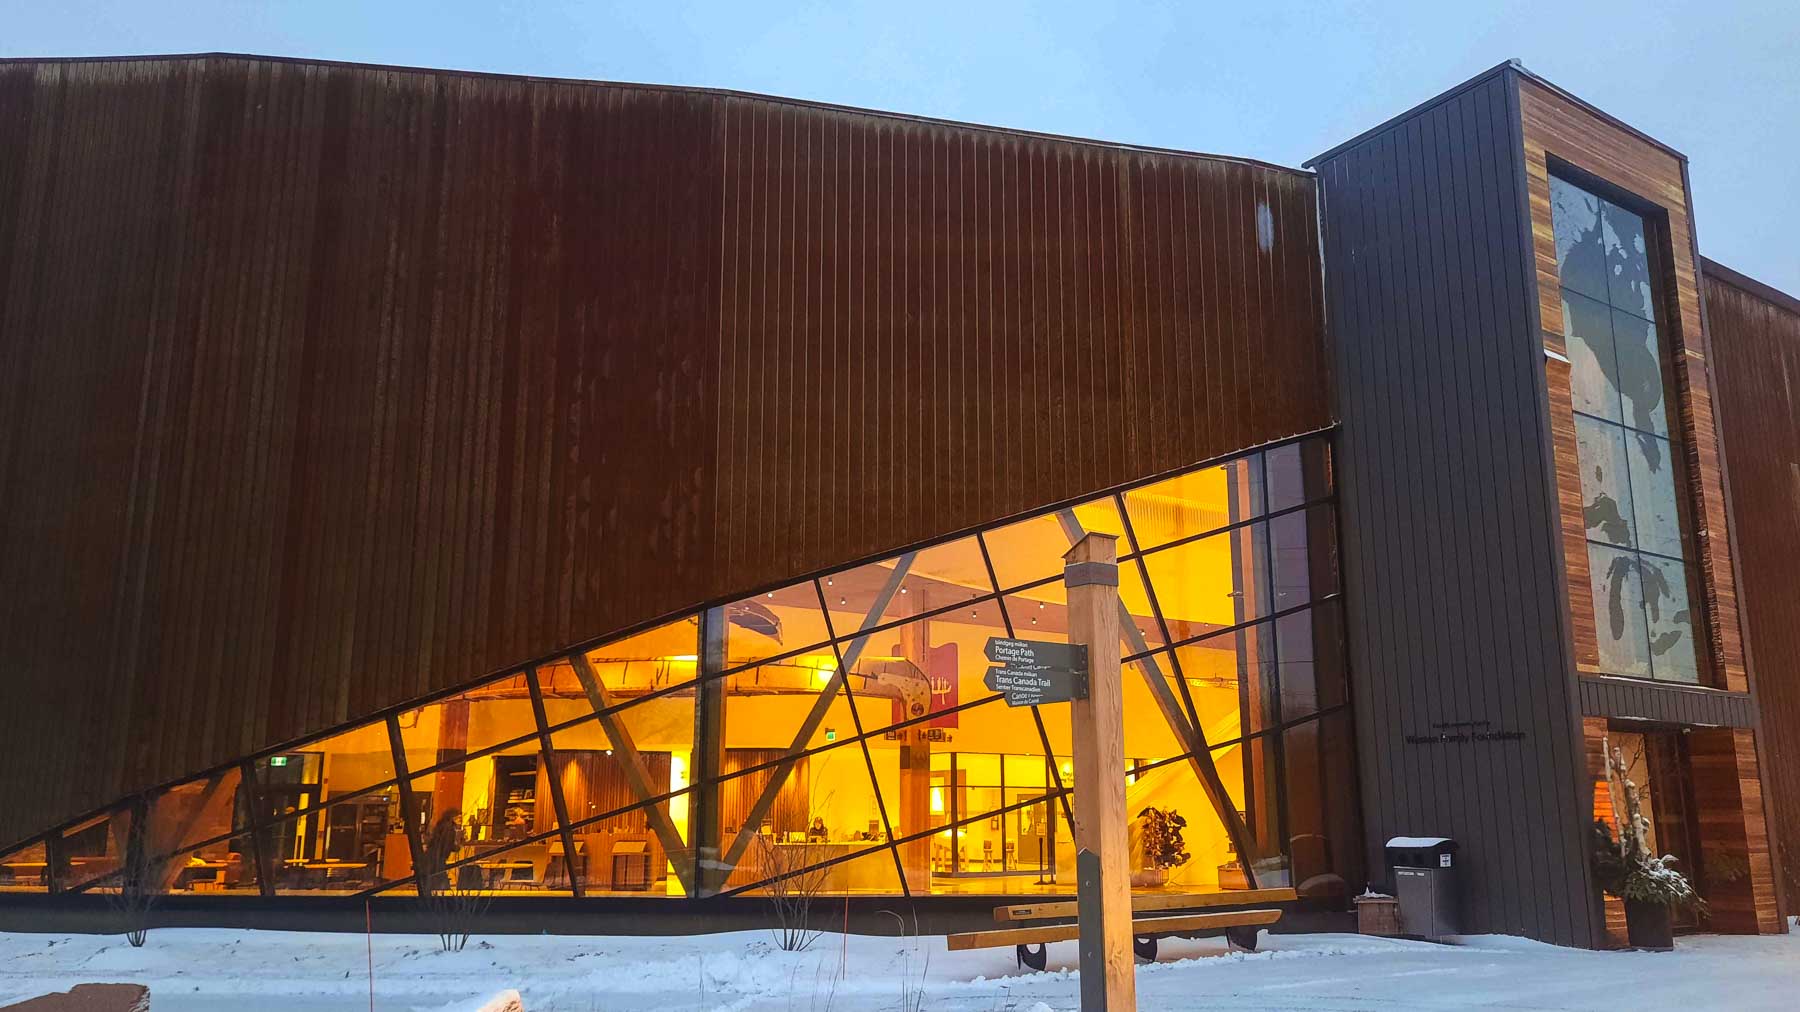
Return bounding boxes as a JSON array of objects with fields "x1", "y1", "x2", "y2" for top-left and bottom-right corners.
[{"x1": 983, "y1": 637, "x2": 1090, "y2": 706}]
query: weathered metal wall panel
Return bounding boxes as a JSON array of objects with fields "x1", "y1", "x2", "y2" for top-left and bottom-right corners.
[
  {"x1": 1575, "y1": 676, "x2": 1756, "y2": 727},
  {"x1": 709, "y1": 96, "x2": 1326, "y2": 591},
  {"x1": 0, "y1": 55, "x2": 1328, "y2": 846},
  {"x1": 1312, "y1": 67, "x2": 1597, "y2": 947},
  {"x1": 1705, "y1": 260, "x2": 1800, "y2": 903}
]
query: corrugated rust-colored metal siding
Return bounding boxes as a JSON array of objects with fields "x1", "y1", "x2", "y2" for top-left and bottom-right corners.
[
  {"x1": 0, "y1": 55, "x2": 1329, "y2": 845},
  {"x1": 1705, "y1": 261, "x2": 1800, "y2": 903}
]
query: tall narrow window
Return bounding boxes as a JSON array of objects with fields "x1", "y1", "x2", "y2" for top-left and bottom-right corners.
[{"x1": 1550, "y1": 174, "x2": 1702, "y2": 684}]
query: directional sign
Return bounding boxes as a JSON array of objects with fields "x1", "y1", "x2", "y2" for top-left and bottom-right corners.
[{"x1": 983, "y1": 637, "x2": 1089, "y2": 707}]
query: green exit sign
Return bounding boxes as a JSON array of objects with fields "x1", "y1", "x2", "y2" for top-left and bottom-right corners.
[
  {"x1": 824, "y1": 728, "x2": 837, "y2": 742},
  {"x1": 268, "y1": 756, "x2": 289, "y2": 767}
]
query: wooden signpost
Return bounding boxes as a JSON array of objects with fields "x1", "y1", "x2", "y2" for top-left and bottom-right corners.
[{"x1": 982, "y1": 532, "x2": 1133, "y2": 1010}]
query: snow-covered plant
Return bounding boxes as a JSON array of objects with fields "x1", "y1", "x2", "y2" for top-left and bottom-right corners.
[
  {"x1": 1590, "y1": 738, "x2": 1706, "y2": 913},
  {"x1": 1139, "y1": 807, "x2": 1191, "y2": 871}
]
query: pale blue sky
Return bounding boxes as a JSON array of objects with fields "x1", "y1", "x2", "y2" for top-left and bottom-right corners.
[{"x1": 5, "y1": 0, "x2": 1796, "y2": 293}]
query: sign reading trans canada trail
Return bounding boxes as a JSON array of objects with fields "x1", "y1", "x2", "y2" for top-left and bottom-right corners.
[{"x1": 983, "y1": 637, "x2": 1090, "y2": 707}]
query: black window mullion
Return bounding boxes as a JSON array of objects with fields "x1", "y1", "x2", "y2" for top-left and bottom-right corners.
[
  {"x1": 42, "y1": 833, "x2": 63, "y2": 896},
  {"x1": 979, "y1": 528, "x2": 1074, "y2": 832},
  {"x1": 1117, "y1": 495, "x2": 1208, "y2": 734},
  {"x1": 237, "y1": 760, "x2": 276, "y2": 898},
  {"x1": 386, "y1": 714, "x2": 432, "y2": 898},
  {"x1": 527, "y1": 665, "x2": 583, "y2": 899},
  {"x1": 817, "y1": 578, "x2": 910, "y2": 898}
]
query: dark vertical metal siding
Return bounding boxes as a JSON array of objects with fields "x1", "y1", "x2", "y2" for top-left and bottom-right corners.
[
  {"x1": 1313, "y1": 69, "x2": 1595, "y2": 946},
  {"x1": 1704, "y1": 263, "x2": 1800, "y2": 901},
  {"x1": 1576, "y1": 676, "x2": 1756, "y2": 727},
  {"x1": 0, "y1": 55, "x2": 1328, "y2": 846}
]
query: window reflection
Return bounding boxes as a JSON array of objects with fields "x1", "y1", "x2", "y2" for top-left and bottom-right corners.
[
  {"x1": 1143, "y1": 522, "x2": 1271, "y2": 643},
  {"x1": 1575, "y1": 416, "x2": 1636, "y2": 549},
  {"x1": 1124, "y1": 454, "x2": 1264, "y2": 551},
  {"x1": 143, "y1": 769, "x2": 253, "y2": 874},
  {"x1": 1552, "y1": 173, "x2": 1705, "y2": 685},
  {"x1": 1563, "y1": 291, "x2": 1623, "y2": 422},
  {"x1": 1589, "y1": 543, "x2": 1653, "y2": 677},
  {"x1": 1551, "y1": 175, "x2": 1607, "y2": 303},
  {"x1": 0, "y1": 839, "x2": 48, "y2": 893},
  {"x1": 58, "y1": 811, "x2": 133, "y2": 892},
  {"x1": 1611, "y1": 311, "x2": 1668, "y2": 435}
]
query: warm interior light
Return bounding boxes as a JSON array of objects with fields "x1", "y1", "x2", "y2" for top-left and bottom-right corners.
[
  {"x1": 930, "y1": 786, "x2": 945, "y2": 815},
  {"x1": 802, "y1": 654, "x2": 838, "y2": 687}
]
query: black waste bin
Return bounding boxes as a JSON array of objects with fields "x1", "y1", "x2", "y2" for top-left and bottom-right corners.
[{"x1": 1385, "y1": 836, "x2": 1459, "y2": 941}]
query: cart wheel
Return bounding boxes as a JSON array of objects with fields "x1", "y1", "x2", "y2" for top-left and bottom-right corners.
[
  {"x1": 1133, "y1": 935, "x2": 1158, "y2": 962},
  {"x1": 1225, "y1": 926, "x2": 1260, "y2": 951},
  {"x1": 1016, "y1": 942, "x2": 1048, "y2": 971}
]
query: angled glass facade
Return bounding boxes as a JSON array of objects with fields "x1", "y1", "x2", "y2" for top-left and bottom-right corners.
[{"x1": 0, "y1": 435, "x2": 1358, "y2": 904}]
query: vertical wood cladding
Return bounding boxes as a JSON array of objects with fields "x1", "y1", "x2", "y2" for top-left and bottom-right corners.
[
  {"x1": 1518, "y1": 79, "x2": 1748, "y2": 694},
  {"x1": 1705, "y1": 261, "x2": 1800, "y2": 905},
  {"x1": 0, "y1": 56, "x2": 1328, "y2": 846},
  {"x1": 1518, "y1": 79, "x2": 1781, "y2": 934},
  {"x1": 1688, "y1": 728, "x2": 1783, "y2": 933},
  {"x1": 1311, "y1": 67, "x2": 1595, "y2": 947}
]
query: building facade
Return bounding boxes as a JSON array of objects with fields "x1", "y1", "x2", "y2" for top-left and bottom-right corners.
[{"x1": 0, "y1": 55, "x2": 1791, "y2": 949}]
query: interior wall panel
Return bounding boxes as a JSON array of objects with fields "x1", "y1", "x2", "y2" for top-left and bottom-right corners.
[{"x1": 0, "y1": 55, "x2": 1329, "y2": 847}]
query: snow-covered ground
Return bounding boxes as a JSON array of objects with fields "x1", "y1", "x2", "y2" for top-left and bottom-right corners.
[{"x1": 2, "y1": 923, "x2": 1796, "y2": 1011}]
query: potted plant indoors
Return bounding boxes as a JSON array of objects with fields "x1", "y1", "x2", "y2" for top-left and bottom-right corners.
[
  {"x1": 1590, "y1": 738, "x2": 1705, "y2": 950},
  {"x1": 1136, "y1": 807, "x2": 1191, "y2": 887}
]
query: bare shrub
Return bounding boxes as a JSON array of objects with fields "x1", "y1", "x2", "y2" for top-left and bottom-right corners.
[
  {"x1": 420, "y1": 878, "x2": 493, "y2": 954},
  {"x1": 420, "y1": 810, "x2": 495, "y2": 953},
  {"x1": 107, "y1": 807, "x2": 167, "y2": 947},
  {"x1": 753, "y1": 832, "x2": 832, "y2": 952}
]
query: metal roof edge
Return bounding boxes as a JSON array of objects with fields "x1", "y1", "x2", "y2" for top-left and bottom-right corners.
[
  {"x1": 1702, "y1": 256, "x2": 1800, "y2": 318},
  {"x1": 1304, "y1": 59, "x2": 1518, "y2": 168},
  {"x1": 0, "y1": 51, "x2": 1314, "y2": 177}
]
